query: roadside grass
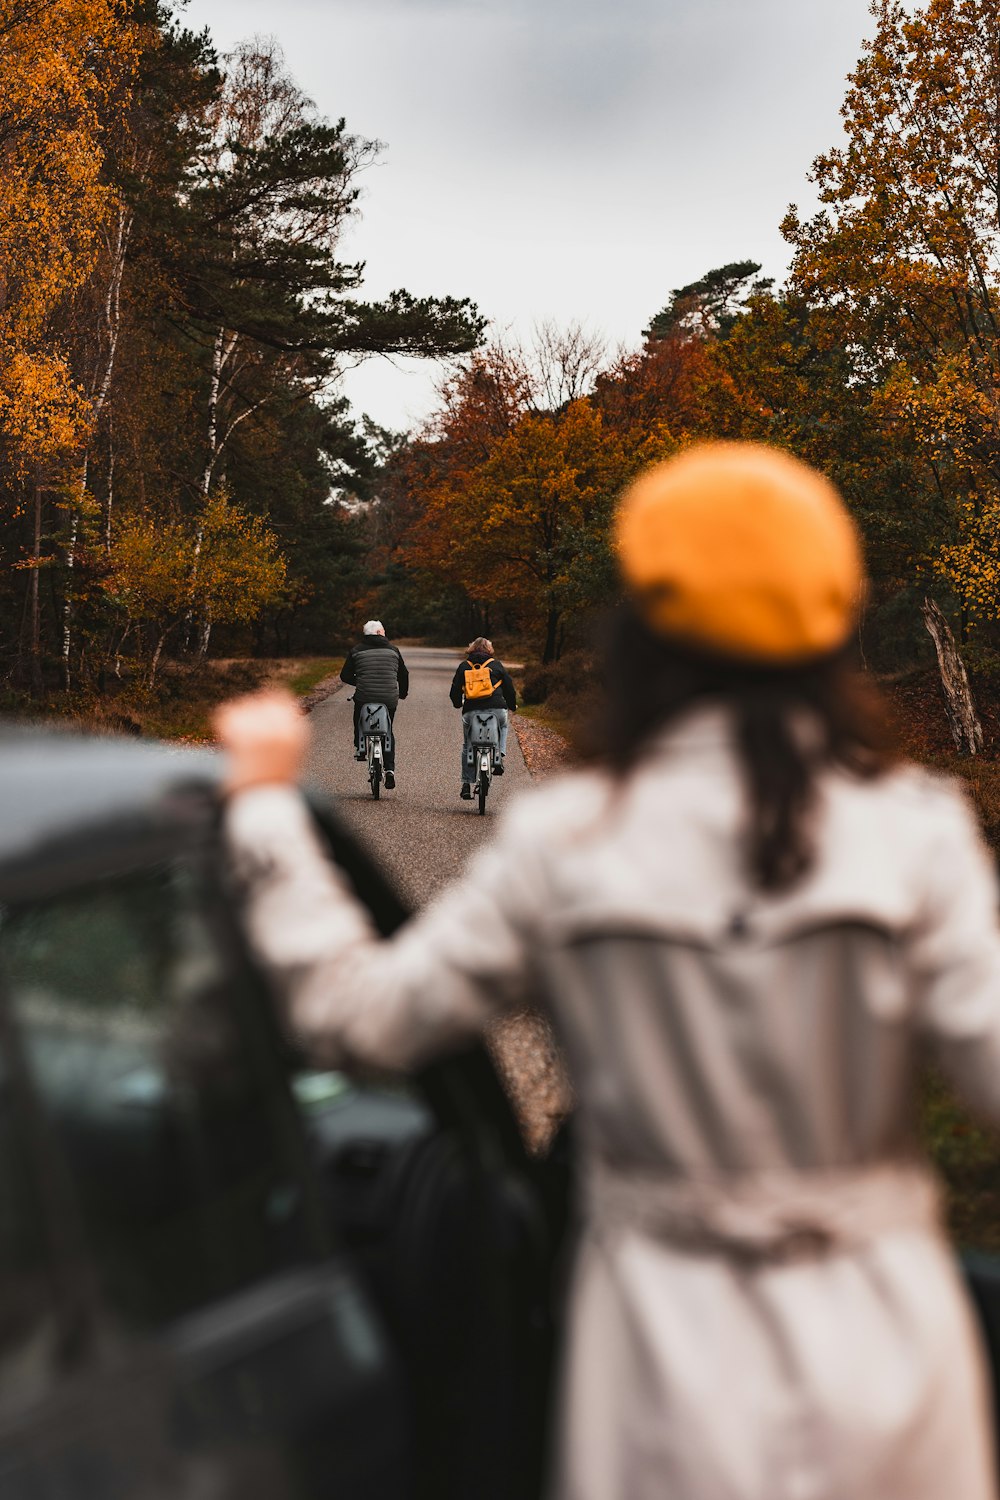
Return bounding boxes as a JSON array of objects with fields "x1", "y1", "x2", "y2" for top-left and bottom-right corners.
[
  {"x1": 515, "y1": 701, "x2": 575, "y2": 744},
  {"x1": 942, "y1": 756, "x2": 1000, "y2": 850},
  {"x1": 920, "y1": 751, "x2": 1000, "y2": 1249},
  {"x1": 1, "y1": 656, "x2": 344, "y2": 744},
  {"x1": 884, "y1": 669, "x2": 1000, "y2": 1250},
  {"x1": 286, "y1": 657, "x2": 344, "y2": 698},
  {"x1": 922, "y1": 1071, "x2": 1000, "y2": 1255},
  {"x1": 146, "y1": 656, "x2": 344, "y2": 740}
]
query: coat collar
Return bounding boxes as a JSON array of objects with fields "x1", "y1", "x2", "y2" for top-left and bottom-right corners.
[
  {"x1": 651, "y1": 703, "x2": 736, "y2": 758},
  {"x1": 651, "y1": 702, "x2": 827, "y2": 760}
]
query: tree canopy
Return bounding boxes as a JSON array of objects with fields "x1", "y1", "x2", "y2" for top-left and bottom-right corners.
[{"x1": 0, "y1": 2, "x2": 483, "y2": 694}]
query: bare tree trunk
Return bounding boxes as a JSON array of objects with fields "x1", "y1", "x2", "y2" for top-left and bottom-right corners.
[
  {"x1": 148, "y1": 629, "x2": 170, "y2": 688},
  {"x1": 110, "y1": 621, "x2": 130, "y2": 678},
  {"x1": 196, "y1": 613, "x2": 212, "y2": 660},
  {"x1": 542, "y1": 607, "x2": 562, "y2": 665},
  {"x1": 201, "y1": 326, "x2": 226, "y2": 499},
  {"x1": 64, "y1": 209, "x2": 132, "y2": 689},
  {"x1": 105, "y1": 413, "x2": 115, "y2": 554},
  {"x1": 61, "y1": 476, "x2": 83, "y2": 692},
  {"x1": 30, "y1": 477, "x2": 43, "y2": 696},
  {"x1": 922, "y1": 596, "x2": 984, "y2": 754},
  {"x1": 185, "y1": 326, "x2": 227, "y2": 651}
]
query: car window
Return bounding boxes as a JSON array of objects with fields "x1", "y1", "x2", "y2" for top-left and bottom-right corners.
[{"x1": 0, "y1": 861, "x2": 324, "y2": 1334}]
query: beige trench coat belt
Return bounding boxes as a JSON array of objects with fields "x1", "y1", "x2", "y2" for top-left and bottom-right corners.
[{"x1": 584, "y1": 1159, "x2": 943, "y2": 1267}]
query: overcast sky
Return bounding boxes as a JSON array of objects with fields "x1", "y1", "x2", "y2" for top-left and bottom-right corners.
[{"x1": 183, "y1": 0, "x2": 876, "y2": 434}]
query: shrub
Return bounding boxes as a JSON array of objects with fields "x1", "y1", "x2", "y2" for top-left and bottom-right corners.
[{"x1": 520, "y1": 665, "x2": 561, "y2": 705}]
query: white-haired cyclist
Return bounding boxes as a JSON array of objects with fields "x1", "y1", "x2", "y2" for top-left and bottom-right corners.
[{"x1": 339, "y1": 621, "x2": 409, "y2": 789}]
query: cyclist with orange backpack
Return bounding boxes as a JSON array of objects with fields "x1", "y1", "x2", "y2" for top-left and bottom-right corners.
[{"x1": 450, "y1": 636, "x2": 517, "y2": 800}]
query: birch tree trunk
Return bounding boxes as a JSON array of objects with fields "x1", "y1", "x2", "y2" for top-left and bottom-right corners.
[
  {"x1": 62, "y1": 208, "x2": 132, "y2": 689},
  {"x1": 61, "y1": 483, "x2": 82, "y2": 691},
  {"x1": 149, "y1": 628, "x2": 171, "y2": 688},
  {"x1": 201, "y1": 326, "x2": 228, "y2": 500},
  {"x1": 104, "y1": 412, "x2": 115, "y2": 554},
  {"x1": 186, "y1": 326, "x2": 229, "y2": 655},
  {"x1": 30, "y1": 477, "x2": 43, "y2": 696},
  {"x1": 921, "y1": 596, "x2": 984, "y2": 755}
]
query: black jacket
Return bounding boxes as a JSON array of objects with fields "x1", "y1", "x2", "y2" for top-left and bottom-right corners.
[
  {"x1": 450, "y1": 651, "x2": 517, "y2": 713},
  {"x1": 341, "y1": 637, "x2": 409, "y2": 705}
]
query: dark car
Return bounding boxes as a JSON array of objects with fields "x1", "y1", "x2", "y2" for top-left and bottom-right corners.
[{"x1": 0, "y1": 729, "x2": 567, "y2": 1500}]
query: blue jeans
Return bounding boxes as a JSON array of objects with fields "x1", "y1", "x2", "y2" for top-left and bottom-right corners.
[{"x1": 462, "y1": 708, "x2": 507, "y2": 782}]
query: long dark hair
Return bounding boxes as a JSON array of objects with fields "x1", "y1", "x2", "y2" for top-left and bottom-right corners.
[{"x1": 585, "y1": 604, "x2": 897, "y2": 892}]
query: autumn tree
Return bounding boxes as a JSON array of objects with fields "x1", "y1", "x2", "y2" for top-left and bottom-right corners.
[
  {"x1": 697, "y1": 293, "x2": 934, "y2": 619},
  {"x1": 367, "y1": 344, "x2": 534, "y2": 636},
  {"x1": 0, "y1": 0, "x2": 136, "y2": 372},
  {"x1": 592, "y1": 329, "x2": 708, "y2": 450},
  {"x1": 935, "y1": 495, "x2": 1000, "y2": 628},
  {"x1": 106, "y1": 492, "x2": 286, "y2": 683},
  {"x1": 423, "y1": 400, "x2": 635, "y2": 660},
  {"x1": 384, "y1": 319, "x2": 714, "y2": 654},
  {"x1": 784, "y1": 0, "x2": 1000, "y2": 573},
  {"x1": 0, "y1": 0, "x2": 139, "y2": 688},
  {"x1": 589, "y1": 263, "x2": 774, "y2": 454}
]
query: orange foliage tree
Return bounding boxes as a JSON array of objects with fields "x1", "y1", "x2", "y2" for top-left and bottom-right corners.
[
  {"x1": 414, "y1": 400, "x2": 641, "y2": 661},
  {"x1": 0, "y1": 0, "x2": 137, "y2": 689},
  {"x1": 387, "y1": 317, "x2": 718, "y2": 657},
  {"x1": 0, "y1": 0, "x2": 136, "y2": 453}
]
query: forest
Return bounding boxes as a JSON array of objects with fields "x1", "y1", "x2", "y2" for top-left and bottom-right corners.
[
  {"x1": 5, "y1": 0, "x2": 1000, "y2": 766},
  {"x1": 0, "y1": 0, "x2": 482, "y2": 718}
]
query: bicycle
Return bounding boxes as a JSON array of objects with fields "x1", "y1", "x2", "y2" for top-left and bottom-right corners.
[
  {"x1": 358, "y1": 702, "x2": 392, "y2": 800},
  {"x1": 467, "y1": 710, "x2": 500, "y2": 816}
]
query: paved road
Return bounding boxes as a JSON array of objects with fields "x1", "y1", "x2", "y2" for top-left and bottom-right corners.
[{"x1": 305, "y1": 646, "x2": 528, "y2": 907}]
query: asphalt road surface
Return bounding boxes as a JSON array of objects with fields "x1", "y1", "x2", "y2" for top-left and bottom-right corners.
[{"x1": 305, "y1": 645, "x2": 528, "y2": 908}]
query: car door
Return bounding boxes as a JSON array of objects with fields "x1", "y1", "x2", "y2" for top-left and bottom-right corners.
[
  {"x1": 0, "y1": 836, "x2": 414, "y2": 1500},
  {"x1": 302, "y1": 806, "x2": 568, "y2": 1500}
]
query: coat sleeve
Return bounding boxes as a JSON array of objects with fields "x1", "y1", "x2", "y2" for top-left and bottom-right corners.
[
  {"x1": 449, "y1": 664, "x2": 466, "y2": 709},
  {"x1": 396, "y1": 650, "x2": 409, "y2": 700},
  {"x1": 225, "y1": 786, "x2": 546, "y2": 1071},
  {"x1": 906, "y1": 788, "x2": 1000, "y2": 1118},
  {"x1": 498, "y1": 663, "x2": 517, "y2": 711},
  {"x1": 340, "y1": 650, "x2": 356, "y2": 686}
]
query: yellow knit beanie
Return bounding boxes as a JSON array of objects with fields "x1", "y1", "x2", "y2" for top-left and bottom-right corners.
[{"x1": 614, "y1": 442, "x2": 864, "y2": 662}]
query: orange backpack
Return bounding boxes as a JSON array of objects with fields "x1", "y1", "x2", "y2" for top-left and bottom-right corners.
[{"x1": 463, "y1": 658, "x2": 496, "y2": 700}]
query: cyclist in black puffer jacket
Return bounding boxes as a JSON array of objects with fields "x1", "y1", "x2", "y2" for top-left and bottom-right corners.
[{"x1": 341, "y1": 622, "x2": 409, "y2": 788}]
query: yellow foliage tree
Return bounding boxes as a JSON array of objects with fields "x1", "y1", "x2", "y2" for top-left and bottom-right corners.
[
  {"x1": 106, "y1": 494, "x2": 287, "y2": 682},
  {"x1": 935, "y1": 497, "x2": 1000, "y2": 626}
]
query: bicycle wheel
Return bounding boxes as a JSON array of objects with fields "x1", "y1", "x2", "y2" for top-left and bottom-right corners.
[
  {"x1": 477, "y1": 753, "x2": 489, "y2": 815},
  {"x1": 368, "y1": 739, "x2": 382, "y2": 800}
]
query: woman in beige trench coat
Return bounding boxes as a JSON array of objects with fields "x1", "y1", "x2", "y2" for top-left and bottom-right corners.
[{"x1": 217, "y1": 443, "x2": 1000, "y2": 1500}]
